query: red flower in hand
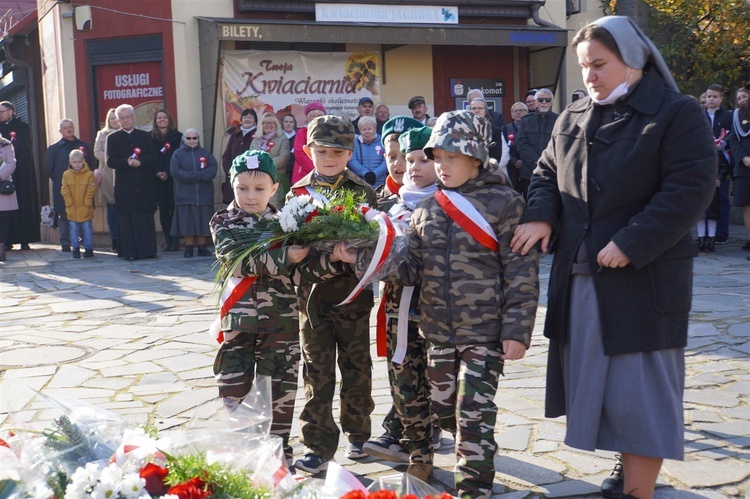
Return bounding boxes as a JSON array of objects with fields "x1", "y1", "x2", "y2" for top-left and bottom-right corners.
[
  {"x1": 332, "y1": 205, "x2": 345, "y2": 213},
  {"x1": 305, "y1": 209, "x2": 321, "y2": 223},
  {"x1": 139, "y1": 462, "x2": 169, "y2": 496},
  {"x1": 341, "y1": 491, "x2": 367, "y2": 499},
  {"x1": 167, "y1": 477, "x2": 210, "y2": 499}
]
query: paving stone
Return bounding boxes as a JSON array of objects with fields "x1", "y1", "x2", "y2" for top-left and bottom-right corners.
[
  {"x1": 495, "y1": 453, "x2": 565, "y2": 486},
  {"x1": 100, "y1": 361, "x2": 165, "y2": 377},
  {"x1": 689, "y1": 409, "x2": 724, "y2": 423},
  {"x1": 537, "y1": 476, "x2": 601, "y2": 498},
  {"x1": 662, "y1": 459, "x2": 750, "y2": 488},
  {"x1": 496, "y1": 425, "x2": 532, "y2": 451},
  {"x1": 156, "y1": 387, "x2": 217, "y2": 418},
  {"x1": 549, "y1": 450, "x2": 612, "y2": 476},
  {"x1": 684, "y1": 389, "x2": 740, "y2": 408}
]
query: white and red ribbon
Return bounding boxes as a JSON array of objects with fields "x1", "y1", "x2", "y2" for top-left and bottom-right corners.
[
  {"x1": 200, "y1": 156, "x2": 207, "y2": 169},
  {"x1": 131, "y1": 147, "x2": 141, "y2": 160},
  {"x1": 9, "y1": 131, "x2": 16, "y2": 143},
  {"x1": 292, "y1": 185, "x2": 329, "y2": 204},
  {"x1": 160, "y1": 142, "x2": 171, "y2": 154},
  {"x1": 209, "y1": 276, "x2": 257, "y2": 344},
  {"x1": 338, "y1": 206, "x2": 396, "y2": 306},
  {"x1": 435, "y1": 189, "x2": 498, "y2": 252}
]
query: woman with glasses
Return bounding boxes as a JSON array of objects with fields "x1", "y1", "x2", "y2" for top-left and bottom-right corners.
[
  {"x1": 501, "y1": 102, "x2": 529, "y2": 192},
  {"x1": 169, "y1": 129, "x2": 218, "y2": 258},
  {"x1": 512, "y1": 16, "x2": 715, "y2": 498},
  {"x1": 250, "y1": 112, "x2": 290, "y2": 207},
  {"x1": 151, "y1": 109, "x2": 183, "y2": 252}
]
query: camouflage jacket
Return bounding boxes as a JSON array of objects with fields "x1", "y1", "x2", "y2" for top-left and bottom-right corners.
[
  {"x1": 210, "y1": 201, "x2": 346, "y2": 334},
  {"x1": 385, "y1": 167, "x2": 539, "y2": 347},
  {"x1": 287, "y1": 169, "x2": 377, "y2": 318}
]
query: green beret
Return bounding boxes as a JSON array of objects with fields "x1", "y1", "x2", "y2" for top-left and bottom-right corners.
[
  {"x1": 399, "y1": 126, "x2": 433, "y2": 154},
  {"x1": 230, "y1": 149, "x2": 278, "y2": 184},
  {"x1": 381, "y1": 116, "x2": 423, "y2": 147},
  {"x1": 306, "y1": 115, "x2": 354, "y2": 151}
]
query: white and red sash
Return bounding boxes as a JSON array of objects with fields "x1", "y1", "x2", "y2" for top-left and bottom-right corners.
[
  {"x1": 434, "y1": 189, "x2": 498, "y2": 252},
  {"x1": 292, "y1": 185, "x2": 329, "y2": 204},
  {"x1": 209, "y1": 276, "x2": 257, "y2": 344}
]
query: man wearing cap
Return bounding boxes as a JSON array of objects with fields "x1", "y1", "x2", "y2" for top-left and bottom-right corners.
[
  {"x1": 408, "y1": 96, "x2": 431, "y2": 125},
  {"x1": 289, "y1": 115, "x2": 377, "y2": 474},
  {"x1": 352, "y1": 96, "x2": 375, "y2": 135}
]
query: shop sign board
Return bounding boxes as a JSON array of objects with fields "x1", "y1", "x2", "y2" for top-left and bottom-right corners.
[
  {"x1": 222, "y1": 50, "x2": 380, "y2": 129},
  {"x1": 449, "y1": 78, "x2": 505, "y2": 98},
  {"x1": 315, "y1": 3, "x2": 458, "y2": 24},
  {"x1": 96, "y1": 61, "x2": 164, "y2": 125}
]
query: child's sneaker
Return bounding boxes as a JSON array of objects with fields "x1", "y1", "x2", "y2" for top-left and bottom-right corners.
[
  {"x1": 72, "y1": 248, "x2": 81, "y2": 259},
  {"x1": 433, "y1": 427, "x2": 442, "y2": 450},
  {"x1": 293, "y1": 453, "x2": 329, "y2": 474},
  {"x1": 345, "y1": 441, "x2": 367, "y2": 460},
  {"x1": 83, "y1": 249, "x2": 94, "y2": 259},
  {"x1": 363, "y1": 433, "x2": 408, "y2": 462}
]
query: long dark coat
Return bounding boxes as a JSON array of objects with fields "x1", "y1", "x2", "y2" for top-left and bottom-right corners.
[
  {"x1": 44, "y1": 136, "x2": 93, "y2": 216},
  {"x1": 0, "y1": 116, "x2": 40, "y2": 244},
  {"x1": 106, "y1": 129, "x2": 159, "y2": 214},
  {"x1": 522, "y1": 70, "x2": 716, "y2": 415}
]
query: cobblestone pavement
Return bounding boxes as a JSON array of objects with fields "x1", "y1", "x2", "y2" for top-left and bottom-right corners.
[{"x1": 1, "y1": 228, "x2": 748, "y2": 498}]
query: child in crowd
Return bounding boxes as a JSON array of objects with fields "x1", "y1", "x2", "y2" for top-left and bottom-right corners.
[
  {"x1": 61, "y1": 149, "x2": 97, "y2": 259},
  {"x1": 350, "y1": 111, "x2": 539, "y2": 497},
  {"x1": 210, "y1": 149, "x2": 349, "y2": 466},
  {"x1": 375, "y1": 116, "x2": 423, "y2": 202},
  {"x1": 347, "y1": 115, "x2": 387, "y2": 188},
  {"x1": 288, "y1": 115, "x2": 377, "y2": 475},
  {"x1": 363, "y1": 126, "x2": 439, "y2": 481}
]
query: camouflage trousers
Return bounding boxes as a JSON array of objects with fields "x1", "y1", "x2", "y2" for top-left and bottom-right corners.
[
  {"x1": 428, "y1": 342, "x2": 504, "y2": 499},
  {"x1": 213, "y1": 329, "x2": 300, "y2": 461},
  {"x1": 299, "y1": 310, "x2": 374, "y2": 459},
  {"x1": 381, "y1": 318, "x2": 435, "y2": 465}
]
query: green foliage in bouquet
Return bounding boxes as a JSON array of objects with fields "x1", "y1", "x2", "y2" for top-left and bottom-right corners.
[
  {"x1": 43, "y1": 415, "x2": 93, "y2": 460},
  {"x1": 214, "y1": 189, "x2": 378, "y2": 288},
  {"x1": 162, "y1": 450, "x2": 271, "y2": 499}
]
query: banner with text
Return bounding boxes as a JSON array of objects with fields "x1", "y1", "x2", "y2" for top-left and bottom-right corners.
[
  {"x1": 221, "y1": 50, "x2": 380, "y2": 131},
  {"x1": 96, "y1": 61, "x2": 164, "y2": 127}
]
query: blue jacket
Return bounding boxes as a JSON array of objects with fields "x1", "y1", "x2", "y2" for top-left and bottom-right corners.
[
  {"x1": 347, "y1": 134, "x2": 387, "y2": 188},
  {"x1": 170, "y1": 143, "x2": 218, "y2": 207}
]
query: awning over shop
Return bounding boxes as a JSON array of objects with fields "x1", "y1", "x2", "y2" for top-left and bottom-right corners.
[{"x1": 197, "y1": 17, "x2": 568, "y2": 149}]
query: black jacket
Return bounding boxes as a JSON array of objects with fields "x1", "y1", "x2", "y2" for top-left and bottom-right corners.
[
  {"x1": 106, "y1": 129, "x2": 159, "y2": 214},
  {"x1": 515, "y1": 110, "x2": 559, "y2": 179},
  {"x1": 522, "y1": 69, "x2": 716, "y2": 357}
]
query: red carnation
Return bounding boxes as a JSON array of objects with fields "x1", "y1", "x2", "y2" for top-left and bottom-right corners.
[
  {"x1": 139, "y1": 462, "x2": 169, "y2": 496},
  {"x1": 402, "y1": 495, "x2": 419, "y2": 499},
  {"x1": 166, "y1": 477, "x2": 210, "y2": 499},
  {"x1": 267, "y1": 141, "x2": 275, "y2": 150},
  {"x1": 341, "y1": 491, "x2": 367, "y2": 499},
  {"x1": 305, "y1": 209, "x2": 321, "y2": 223},
  {"x1": 332, "y1": 205, "x2": 345, "y2": 213},
  {"x1": 368, "y1": 491, "x2": 397, "y2": 499}
]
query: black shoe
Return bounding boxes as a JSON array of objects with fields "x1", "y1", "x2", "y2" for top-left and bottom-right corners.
[
  {"x1": 62, "y1": 245, "x2": 71, "y2": 252},
  {"x1": 167, "y1": 240, "x2": 180, "y2": 252},
  {"x1": 112, "y1": 239, "x2": 118, "y2": 252},
  {"x1": 293, "y1": 453, "x2": 329, "y2": 474},
  {"x1": 184, "y1": 245, "x2": 194, "y2": 258},
  {"x1": 706, "y1": 236, "x2": 715, "y2": 252},
  {"x1": 20, "y1": 243, "x2": 30, "y2": 250},
  {"x1": 742, "y1": 241, "x2": 750, "y2": 251},
  {"x1": 697, "y1": 236, "x2": 706, "y2": 252},
  {"x1": 197, "y1": 245, "x2": 212, "y2": 257},
  {"x1": 601, "y1": 454, "x2": 624, "y2": 498},
  {"x1": 714, "y1": 235, "x2": 728, "y2": 244},
  {"x1": 345, "y1": 441, "x2": 368, "y2": 460},
  {"x1": 83, "y1": 249, "x2": 94, "y2": 259},
  {"x1": 72, "y1": 248, "x2": 81, "y2": 259}
]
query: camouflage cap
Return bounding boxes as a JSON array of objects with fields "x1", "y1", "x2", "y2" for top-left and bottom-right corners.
[
  {"x1": 306, "y1": 115, "x2": 355, "y2": 151},
  {"x1": 423, "y1": 110, "x2": 491, "y2": 167},
  {"x1": 230, "y1": 149, "x2": 278, "y2": 184},
  {"x1": 399, "y1": 126, "x2": 433, "y2": 154},
  {"x1": 381, "y1": 116, "x2": 423, "y2": 146}
]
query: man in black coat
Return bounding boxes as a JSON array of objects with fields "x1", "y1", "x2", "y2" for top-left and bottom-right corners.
[
  {"x1": 44, "y1": 119, "x2": 93, "y2": 251},
  {"x1": 515, "y1": 88, "x2": 558, "y2": 198},
  {"x1": 0, "y1": 101, "x2": 40, "y2": 249},
  {"x1": 704, "y1": 84, "x2": 733, "y2": 243},
  {"x1": 106, "y1": 104, "x2": 159, "y2": 261}
]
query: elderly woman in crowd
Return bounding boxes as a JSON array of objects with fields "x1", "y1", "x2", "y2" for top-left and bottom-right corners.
[
  {"x1": 170, "y1": 128, "x2": 218, "y2": 258},
  {"x1": 221, "y1": 109, "x2": 257, "y2": 204},
  {"x1": 250, "y1": 112, "x2": 290, "y2": 207},
  {"x1": 501, "y1": 102, "x2": 529, "y2": 192},
  {"x1": 0, "y1": 135, "x2": 17, "y2": 261},
  {"x1": 511, "y1": 16, "x2": 715, "y2": 499},
  {"x1": 94, "y1": 108, "x2": 120, "y2": 251},
  {"x1": 469, "y1": 97, "x2": 510, "y2": 177},
  {"x1": 347, "y1": 115, "x2": 386, "y2": 188}
]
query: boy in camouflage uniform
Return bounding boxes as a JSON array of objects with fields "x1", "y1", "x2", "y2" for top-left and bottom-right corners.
[
  {"x1": 288, "y1": 115, "x2": 377, "y2": 475},
  {"x1": 210, "y1": 149, "x2": 348, "y2": 465},
  {"x1": 356, "y1": 111, "x2": 539, "y2": 497}
]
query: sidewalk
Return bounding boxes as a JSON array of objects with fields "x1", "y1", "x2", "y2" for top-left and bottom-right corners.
[{"x1": 0, "y1": 227, "x2": 748, "y2": 498}]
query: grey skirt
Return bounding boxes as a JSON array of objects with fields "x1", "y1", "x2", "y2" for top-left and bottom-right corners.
[
  {"x1": 562, "y1": 272, "x2": 685, "y2": 460},
  {"x1": 170, "y1": 205, "x2": 214, "y2": 237}
]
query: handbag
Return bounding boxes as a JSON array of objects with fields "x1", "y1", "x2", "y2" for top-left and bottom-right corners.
[{"x1": 0, "y1": 179, "x2": 14, "y2": 195}]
